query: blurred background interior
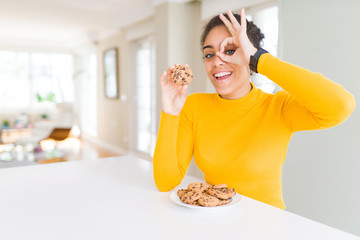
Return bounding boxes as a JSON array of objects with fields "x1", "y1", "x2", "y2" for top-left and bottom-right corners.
[{"x1": 0, "y1": 0, "x2": 359, "y2": 237}]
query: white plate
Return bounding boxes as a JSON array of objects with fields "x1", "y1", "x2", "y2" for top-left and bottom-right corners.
[{"x1": 170, "y1": 188, "x2": 242, "y2": 209}]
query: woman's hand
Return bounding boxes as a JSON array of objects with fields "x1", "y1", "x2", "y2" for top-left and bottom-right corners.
[
  {"x1": 160, "y1": 65, "x2": 188, "y2": 115},
  {"x1": 217, "y1": 9, "x2": 257, "y2": 66}
]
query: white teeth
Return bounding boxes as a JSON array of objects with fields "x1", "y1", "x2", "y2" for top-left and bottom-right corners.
[{"x1": 215, "y1": 72, "x2": 231, "y2": 78}]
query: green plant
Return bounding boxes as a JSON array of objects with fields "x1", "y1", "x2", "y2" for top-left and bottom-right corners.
[
  {"x1": 2, "y1": 120, "x2": 9, "y2": 128},
  {"x1": 41, "y1": 113, "x2": 49, "y2": 119},
  {"x1": 36, "y1": 92, "x2": 56, "y2": 103}
]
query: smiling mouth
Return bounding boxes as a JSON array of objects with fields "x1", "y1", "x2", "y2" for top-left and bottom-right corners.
[{"x1": 214, "y1": 72, "x2": 232, "y2": 81}]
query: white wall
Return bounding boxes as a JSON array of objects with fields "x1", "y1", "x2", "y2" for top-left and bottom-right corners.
[
  {"x1": 279, "y1": 0, "x2": 360, "y2": 236},
  {"x1": 96, "y1": 32, "x2": 129, "y2": 151},
  {"x1": 201, "y1": 0, "x2": 273, "y2": 20},
  {"x1": 154, "y1": 1, "x2": 207, "y2": 130}
]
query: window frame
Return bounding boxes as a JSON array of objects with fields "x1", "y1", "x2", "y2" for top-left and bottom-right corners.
[{"x1": 130, "y1": 35, "x2": 157, "y2": 160}]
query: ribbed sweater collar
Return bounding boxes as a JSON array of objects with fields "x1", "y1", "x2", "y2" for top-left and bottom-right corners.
[{"x1": 215, "y1": 82, "x2": 262, "y2": 113}]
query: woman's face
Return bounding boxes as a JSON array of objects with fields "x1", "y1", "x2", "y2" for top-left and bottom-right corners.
[{"x1": 203, "y1": 25, "x2": 250, "y2": 99}]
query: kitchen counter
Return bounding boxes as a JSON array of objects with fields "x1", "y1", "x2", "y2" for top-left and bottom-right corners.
[{"x1": 0, "y1": 155, "x2": 358, "y2": 240}]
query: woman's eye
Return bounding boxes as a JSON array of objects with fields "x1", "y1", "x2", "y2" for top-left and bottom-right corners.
[
  {"x1": 225, "y1": 50, "x2": 235, "y2": 55},
  {"x1": 204, "y1": 53, "x2": 214, "y2": 59}
]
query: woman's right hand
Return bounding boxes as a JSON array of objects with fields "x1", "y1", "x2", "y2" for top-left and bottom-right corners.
[{"x1": 160, "y1": 64, "x2": 188, "y2": 115}]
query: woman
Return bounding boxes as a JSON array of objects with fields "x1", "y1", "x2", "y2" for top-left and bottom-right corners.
[{"x1": 153, "y1": 9, "x2": 355, "y2": 209}]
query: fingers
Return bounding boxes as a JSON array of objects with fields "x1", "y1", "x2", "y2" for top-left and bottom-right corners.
[
  {"x1": 180, "y1": 85, "x2": 188, "y2": 102},
  {"x1": 219, "y1": 13, "x2": 236, "y2": 36},
  {"x1": 160, "y1": 71, "x2": 167, "y2": 87},
  {"x1": 219, "y1": 37, "x2": 234, "y2": 54},
  {"x1": 164, "y1": 64, "x2": 177, "y2": 86},
  {"x1": 216, "y1": 52, "x2": 231, "y2": 63},
  {"x1": 220, "y1": 9, "x2": 247, "y2": 35},
  {"x1": 227, "y1": 10, "x2": 241, "y2": 31},
  {"x1": 240, "y1": 8, "x2": 247, "y2": 32},
  {"x1": 160, "y1": 65, "x2": 175, "y2": 91},
  {"x1": 166, "y1": 64, "x2": 175, "y2": 79}
]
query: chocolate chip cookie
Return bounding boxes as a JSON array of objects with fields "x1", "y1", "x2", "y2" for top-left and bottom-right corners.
[
  {"x1": 177, "y1": 189, "x2": 189, "y2": 198},
  {"x1": 213, "y1": 184, "x2": 227, "y2": 189},
  {"x1": 207, "y1": 187, "x2": 236, "y2": 200},
  {"x1": 170, "y1": 65, "x2": 193, "y2": 86},
  {"x1": 198, "y1": 193, "x2": 220, "y2": 207},
  {"x1": 180, "y1": 190, "x2": 202, "y2": 204},
  {"x1": 216, "y1": 198, "x2": 231, "y2": 206},
  {"x1": 187, "y1": 182, "x2": 208, "y2": 192},
  {"x1": 176, "y1": 182, "x2": 236, "y2": 207}
]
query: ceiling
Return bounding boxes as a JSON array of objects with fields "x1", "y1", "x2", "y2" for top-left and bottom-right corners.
[{"x1": 0, "y1": 0, "x2": 155, "y2": 51}]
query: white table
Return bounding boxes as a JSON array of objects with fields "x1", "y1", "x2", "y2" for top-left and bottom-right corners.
[{"x1": 0, "y1": 155, "x2": 358, "y2": 240}]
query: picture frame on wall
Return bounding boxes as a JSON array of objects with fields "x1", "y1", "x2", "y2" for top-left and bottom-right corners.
[{"x1": 104, "y1": 47, "x2": 119, "y2": 99}]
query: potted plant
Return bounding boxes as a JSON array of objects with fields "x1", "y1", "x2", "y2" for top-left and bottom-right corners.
[{"x1": 36, "y1": 92, "x2": 56, "y2": 119}]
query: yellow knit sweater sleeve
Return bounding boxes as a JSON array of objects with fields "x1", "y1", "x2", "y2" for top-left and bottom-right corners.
[
  {"x1": 258, "y1": 53, "x2": 356, "y2": 131},
  {"x1": 153, "y1": 99, "x2": 194, "y2": 191}
]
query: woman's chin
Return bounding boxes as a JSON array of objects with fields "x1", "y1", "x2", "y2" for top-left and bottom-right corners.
[{"x1": 215, "y1": 88, "x2": 230, "y2": 97}]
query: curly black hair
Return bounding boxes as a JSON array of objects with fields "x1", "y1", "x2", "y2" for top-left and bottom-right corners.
[{"x1": 200, "y1": 13, "x2": 264, "y2": 50}]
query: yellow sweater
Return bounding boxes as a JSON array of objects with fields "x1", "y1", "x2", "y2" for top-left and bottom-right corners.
[{"x1": 153, "y1": 53, "x2": 355, "y2": 209}]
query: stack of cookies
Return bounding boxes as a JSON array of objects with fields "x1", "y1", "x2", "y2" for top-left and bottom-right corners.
[{"x1": 177, "y1": 182, "x2": 236, "y2": 207}]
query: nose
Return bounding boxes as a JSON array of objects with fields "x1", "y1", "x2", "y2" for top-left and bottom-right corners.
[{"x1": 213, "y1": 54, "x2": 225, "y2": 67}]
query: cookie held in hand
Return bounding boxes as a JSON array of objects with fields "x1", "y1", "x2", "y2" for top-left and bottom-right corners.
[{"x1": 170, "y1": 65, "x2": 193, "y2": 86}]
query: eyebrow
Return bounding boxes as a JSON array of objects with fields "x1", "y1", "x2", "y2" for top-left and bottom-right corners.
[{"x1": 202, "y1": 45, "x2": 213, "y2": 51}]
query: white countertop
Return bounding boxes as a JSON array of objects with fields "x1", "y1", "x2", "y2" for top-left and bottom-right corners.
[{"x1": 0, "y1": 155, "x2": 358, "y2": 240}]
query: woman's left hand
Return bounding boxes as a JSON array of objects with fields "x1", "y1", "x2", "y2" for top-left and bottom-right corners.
[{"x1": 217, "y1": 9, "x2": 257, "y2": 66}]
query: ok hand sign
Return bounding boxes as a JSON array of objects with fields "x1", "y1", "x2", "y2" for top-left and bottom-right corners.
[{"x1": 216, "y1": 9, "x2": 257, "y2": 67}]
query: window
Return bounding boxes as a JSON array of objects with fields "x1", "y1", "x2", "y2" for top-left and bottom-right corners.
[
  {"x1": 0, "y1": 50, "x2": 74, "y2": 110},
  {"x1": 132, "y1": 36, "x2": 156, "y2": 156},
  {"x1": 74, "y1": 53, "x2": 97, "y2": 136},
  {"x1": 247, "y1": 4, "x2": 281, "y2": 93}
]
